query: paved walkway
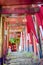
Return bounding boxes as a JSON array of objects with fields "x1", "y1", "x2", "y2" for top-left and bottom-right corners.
[
  {"x1": 5, "y1": 52, "x2": 40, "y2": 65},
  {"x1": 39, "y1": 59, "x2": 43, "y2": 65}
]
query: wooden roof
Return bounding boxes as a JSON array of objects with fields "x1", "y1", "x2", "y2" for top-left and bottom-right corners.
[{"x1": 0, "y1": 0, "x2": 43, "y2": 5}]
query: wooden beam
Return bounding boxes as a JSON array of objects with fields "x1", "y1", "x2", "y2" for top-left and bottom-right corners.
[{"x1": 1, "y1": 6, "x2": 40, "y2": 14}]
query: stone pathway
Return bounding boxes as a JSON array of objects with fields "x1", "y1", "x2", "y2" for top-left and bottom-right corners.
[
  {"x1": 5, "y1": 52, "x2": 40, "y2": 65},
  {"x1": 38, "y1": 59, "x2": 43, "y2": 65}
]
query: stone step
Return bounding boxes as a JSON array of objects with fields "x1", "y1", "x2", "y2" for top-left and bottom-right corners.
[{"x1": 7, "y1": 62, "x2": 33, "y2": 65}]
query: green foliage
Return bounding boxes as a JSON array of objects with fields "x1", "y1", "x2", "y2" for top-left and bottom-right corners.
[
  {"x1": 9, "y1": 38, "x2": 16, "y2": 44},
  {"x1": 23, "y1": 52, "x2": 33, "y2": 58},
  {"x1": 9, "y1": 37, "x2": 20, "y2": 44}
]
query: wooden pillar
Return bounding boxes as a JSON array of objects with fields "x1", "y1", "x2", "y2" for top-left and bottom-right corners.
[
  {"x1": 0, "y1": 15, "x2": 4, "y2": 65},
  {"x1": 32, "y1": 14, "x2": 42, "y2": 58},
  {"x1": 7, "y1": 22, "x2": 9, "y2": 52}
]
